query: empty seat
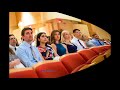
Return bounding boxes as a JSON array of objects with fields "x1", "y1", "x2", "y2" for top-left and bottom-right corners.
[
  {"x1": 77, "y1": 49, "x2": 99, "y2": 63},
  {"x1": 71, "y1": 63, "x2": 96, "y2": 73},
  {"x1": 9, "y1": 68, "x2": 38, "y2": 78},
  {"x1": 90, "y1": 46, "x2": 107, "y2": 55},
  {"x1": 71, "y1": 54, "x2": 104, "y2": 73},
  {"x1": 33, "y1": 60, "x2": 69, "y2": 78},
  {"x1": 102, "y1": 45, "x2": 111, "y2": 50},
  {"x1": 60, "y1": 53, "x2": 86, "y2": 73}
]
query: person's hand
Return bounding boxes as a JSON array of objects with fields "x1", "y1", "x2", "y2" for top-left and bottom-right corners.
[{"x1": 13, "y1": 59, "x2": 21, "y2": 65}]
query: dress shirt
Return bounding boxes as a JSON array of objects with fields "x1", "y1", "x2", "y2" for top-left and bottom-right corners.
[
  {"x1": 9, "y1": 44, "x2": 17, "y2": 53},
  {"x1": 91, "y1": 38, "x2": 104, "y2": 46},
  {"x1": 86, "y1": 40, "x2": 95, "y2": 47},
  {"x1": 71, "y1": 36, "x2": 87, "y2": 51},
  {"x1": 16, "y1": 41, "x2": 43, "y2": 67}
]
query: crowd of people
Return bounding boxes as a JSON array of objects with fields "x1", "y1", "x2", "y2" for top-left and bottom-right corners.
[{"x1": 9, "y1": 28, "x2": 111, "y2": 69}]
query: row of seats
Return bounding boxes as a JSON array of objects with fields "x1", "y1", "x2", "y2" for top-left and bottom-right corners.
[{"x1": 9, "y1": 45, "x2": 111, "y2": 78}]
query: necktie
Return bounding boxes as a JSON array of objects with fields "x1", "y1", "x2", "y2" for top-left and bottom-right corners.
[
  {"x1": 30, "y1": 45, "x2": 38, "y2": 62},
  {"x1": 97, "y1": 40, "x2": 102, "y2": 45},
  {"x1": 14, "y1": 47, "x2": 16, "y2": 51},
  {"x1": 78, "y1": 40, "x2": 85, "y2": 49}
]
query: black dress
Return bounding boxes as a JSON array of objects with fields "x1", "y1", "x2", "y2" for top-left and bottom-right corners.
[{"x1": 63, "y1": 43, "x2": 77, "y2": 53}]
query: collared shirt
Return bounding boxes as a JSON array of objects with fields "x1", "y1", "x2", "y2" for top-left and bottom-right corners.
[
  {"x1": 16, "y1": 41, "x2": 43, "y2": 67},
  {"x1": 9, "y1": 44, "x2": 17, "y2": 53},
  {"x1": 71, "y1": 36, "x2": 87, "y2": 51},
  {"x1": 91, "y1": 38, "x2": 104, "y2": 46},
  {"x1": 86, "y1": 40, "x2": 95, "y2": 47}
]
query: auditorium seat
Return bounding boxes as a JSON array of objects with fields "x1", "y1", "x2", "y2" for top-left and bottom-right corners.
[
  {"x1": 9, "y1": 68, "x2": 38, "y2": 78},
  {"x1": 90, "y1": 46, "x2": 107, "y2": 55},
  {"x1": 33, "y1": 60, "x2": 69, "y2": 78},
  {"x1": 102, "y1": 45, "x2": 111, "y2": 50},
  {"x1": 60, "y1": 53, "x2": 86, "y2": 73},
  {"x1": 77, "y1": 49, "x2": 99, "y2": 63},
  {"x1": 70, "y1": 49, "x2": 105, "y2": 73},
  {"x1": 71, "y1": 63, "x2": 96, "y2": 73},
  {"x1": 71, "y1": 54, "x2": 104, "y2": 73},
  {"x1": 90, "y1": 46, "x2": 111, "y2": 58},
  {"x1": 103, "y1": 49, "x2": 111, "y2": 58}
]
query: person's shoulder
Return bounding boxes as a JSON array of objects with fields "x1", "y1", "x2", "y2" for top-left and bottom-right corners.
[
  {"x1": 32, "y1": 45, "x2": 38, "y2": 49},
  {"x1": 62, "y1": 43, "x2": 67, "y2": 48},
  {"x1": 47, "y1": 44, "x2": 51, "y2": 47},
  {"x1": 91, "y1": 38, "x2": 95, "y2": 41},
  {"x1": 51, "y1": 43, "x2": 55, "y2": 46},
  {"x1": 17, "y1": 42, "x2": 28, "y2": 50}
]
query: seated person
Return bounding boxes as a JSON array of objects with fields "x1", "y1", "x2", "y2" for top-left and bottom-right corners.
[
  {"x1": 16, "y1": 28, "x2": 43, "y2": 67},
  {"x1": 9, "y1": 47, "x2": 25, "y2": 69},
  {"x1": 9, "y1": 34, "x2": 18, "y2": 53},
  {"x1": 81, "y1": 34, "x2": 95, "y2": 47},
  {"x1": 36, "y1": 32, "x2": 59, "y2": 60},
  {"x1": 61, "y1": 30, "x2": 77, "y2": 53},
  {"x1": 71, "y1": 29, "x2": 87, "y2": 51},
  {"x1": 90, "y1": 34, "x2": 105, "y2": 46},
  {"x1": 51, "y1": 30, "x2": 69, "y2": 56}
]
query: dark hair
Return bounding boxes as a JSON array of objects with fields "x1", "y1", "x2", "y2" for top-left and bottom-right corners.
[
  {"x1": 73, "y1": 29, "x2": 80, "y2": 33},
  {"x1": 9, "y1": 34, "x2": 14, "y2": 37},
  {"x1": 21, "y1": 27, "x2": 32, "y2": 36},
  {"x1": 9, "y1": 34, "x2": 14, "y2": 40},
  {"x1": 50, "y1": 30, "x2": 61, "y2": 44},
  {"x1": 92, "y1": 33, "x2": 97, "y2": 37},
  {"x1": 36, "y1": 32, "x2": 46, "y2": 47}
]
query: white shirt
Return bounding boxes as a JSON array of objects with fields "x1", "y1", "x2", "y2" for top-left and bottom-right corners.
[
  {"x1": 9, "y1": 44, "x2": 17, "y2": 53},
  {"x1": 71, "y1": 36, "x2": 87, "y2": 51},
  {"x1": 32, "y1": 41, "x2": 36, "y2": 46}
]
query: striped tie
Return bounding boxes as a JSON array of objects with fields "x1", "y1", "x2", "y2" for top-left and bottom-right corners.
[{"x1": 30, "y1": 45, "x2": 38, "y2": 62}]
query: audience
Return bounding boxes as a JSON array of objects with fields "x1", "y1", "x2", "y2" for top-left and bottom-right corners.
[
  {"x1": 71, "y1": 29, "x2": 87, "y2": 51},
  {"x1": 51, "y1": 30, "x2": 68, "y2": 56},
  {"x1": 36, "y1": 32, "x2": 58, "y2": 60},
  {"x1": 16, "y1": 28, "x2": 43, "y2": 67},
  {"x1": 61, "y1": 30, "x2": 77, "y2": 53},
  {"x1": 10, "y1": 27, "x2": 111, "y2": 69}
]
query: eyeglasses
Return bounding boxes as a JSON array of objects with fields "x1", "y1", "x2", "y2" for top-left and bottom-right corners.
[{"x1": 9, "y1": 38, "x2": 16, "y2": 40}]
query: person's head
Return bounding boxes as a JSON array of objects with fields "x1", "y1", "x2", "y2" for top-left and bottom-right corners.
[
  {"x1": 92, "y1": 33, "x2": 99, "y2": 39},
  {"x1": 36, "y1": 32, "x2": 48, "y2": 47},
  {"x1": 21, "y1": 27, "x2": 33, "y2": 43},
  {"x1": 73, "y1": 29, "x2": 82, "y2": 39},
  {"x1": 9, "y1": 34, "x2": 17, "y2": 46},
  {"x1": 51, "y1": 30, "x2": 61, "y2": 44},
  {"x1": 81, "y1": 34, "x2": 89, "y2": 41},
  {"x1": 61, "y1": 30, "x2": 71, "y2": 43}
]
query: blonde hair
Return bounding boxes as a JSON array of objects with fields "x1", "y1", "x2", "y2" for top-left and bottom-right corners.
[{"x1": 61, "y1": 30, "x2": 71, "y2": 43}]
